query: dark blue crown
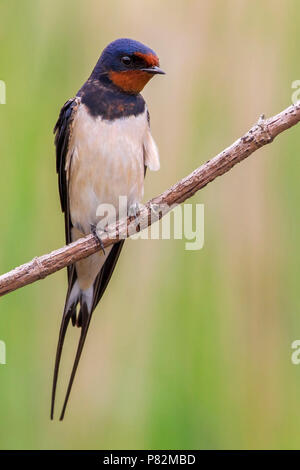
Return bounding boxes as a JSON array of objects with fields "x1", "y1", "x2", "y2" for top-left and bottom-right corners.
[
  {"x1": 102, "y1": 38, "x2": 156, "y2": 61},
  {"x1": 91, "y1": 38, "x2": 157, "y2": 76}
]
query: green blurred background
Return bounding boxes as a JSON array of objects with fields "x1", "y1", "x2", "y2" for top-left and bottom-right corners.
[{"x1": 0, "y1": 0, "x2": 300, "y2": 450}]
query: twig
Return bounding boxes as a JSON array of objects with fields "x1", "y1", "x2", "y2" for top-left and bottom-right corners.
[{"x1": 0, "y1": 103, "x2": 299, "y2": 297}]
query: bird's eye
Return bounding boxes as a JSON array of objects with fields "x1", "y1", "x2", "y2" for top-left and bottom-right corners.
[{"x1": 121, "y1": 56, "x2": 132, "y2": 66}]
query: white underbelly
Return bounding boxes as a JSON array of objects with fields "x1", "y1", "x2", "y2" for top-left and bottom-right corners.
[{"x1": 68, "y1": 104, "x2": 146, "y2": 235}]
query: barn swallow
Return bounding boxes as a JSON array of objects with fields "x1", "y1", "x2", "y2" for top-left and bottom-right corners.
[{"x1": 51, "y1": 38, "x2": 164, "y2": 420}]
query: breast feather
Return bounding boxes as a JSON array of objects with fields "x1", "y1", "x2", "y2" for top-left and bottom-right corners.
[{"x1": 67, "y1": 104, "x2": 149, "y2": 234}]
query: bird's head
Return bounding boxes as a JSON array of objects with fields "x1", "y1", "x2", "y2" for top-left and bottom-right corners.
[{"x1": 92, "y1": 38, "x2": 165, "y2": 94}]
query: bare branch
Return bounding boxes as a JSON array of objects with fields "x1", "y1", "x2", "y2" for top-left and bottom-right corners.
[{"x1": 1, "y1": 103, "x2": 299, "y2": 297}]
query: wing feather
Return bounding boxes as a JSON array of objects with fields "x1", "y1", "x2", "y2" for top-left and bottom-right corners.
[{"x1": 51, "y1": 96, "x2": 126, "y2": 419}]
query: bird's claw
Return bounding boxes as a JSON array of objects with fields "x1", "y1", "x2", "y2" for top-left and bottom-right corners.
[
  {"x1": 256, "y1": 113, "x2": 273, "y2": 143},
  {"x1": 149, "y1": 203, "x2": 161, "y2": 219},
  {"x1": 90, "y1": 223, "x2": 106, "y2": 255},
  {"x1": 257, "y1": 114, "x2": 265, "y2": 129},
  {"x1": 128, "y1": 202, "x2": 142, "y2": 218}
]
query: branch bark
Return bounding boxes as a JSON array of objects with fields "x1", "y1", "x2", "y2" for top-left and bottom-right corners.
[{"x1": 1, "y1": 103, "x2": 299, "y2": 297}]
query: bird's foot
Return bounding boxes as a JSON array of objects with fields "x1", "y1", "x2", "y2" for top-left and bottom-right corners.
[
  {"x1": 128, "y1": 202, "x2": 143, "y2": 218},
  {"x1": 90, "y1": 223, "x2": 106, "y2": 255},
  {"x1": 257, "y1": 113, "x2": 266, "y2": 128},
  {"x1": 256, "y1": 114, "x2": 273, "y2": 143},
  {"x1": 149, "y1": 202, "x2": 161, "y2": 219}
]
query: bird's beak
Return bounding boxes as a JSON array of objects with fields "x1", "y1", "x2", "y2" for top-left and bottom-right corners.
[{"x1": 141, "y1": 65, "x2": 165, "y2": 75}]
